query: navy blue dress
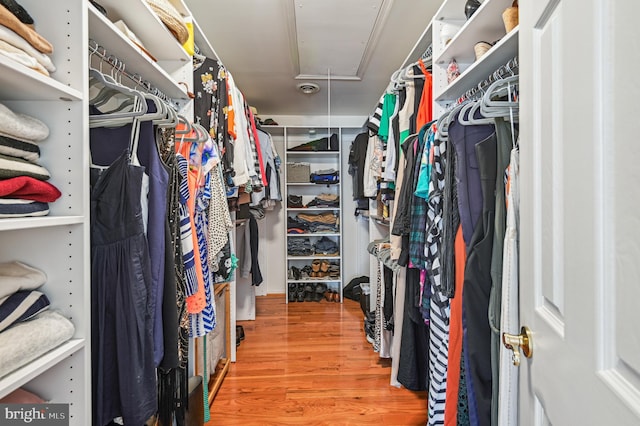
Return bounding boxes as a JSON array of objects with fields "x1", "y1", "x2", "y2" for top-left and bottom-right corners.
[{"x1": 90, "y1": 148, "x2": 157, "y2": 426}]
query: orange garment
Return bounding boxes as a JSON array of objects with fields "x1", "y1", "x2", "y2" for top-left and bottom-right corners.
[
  {"x1": 416, "y1": 59, "x2": 433, "y2": 129},
  {"x1": 226, "y1": 79, "x2": 236, "y2": 139},
  {"x1": 445, "y1": 224, "x2": 466, "y2": 425},
  {"x1": 176, "y1": 141, "x2": 207, "y2": 314}
]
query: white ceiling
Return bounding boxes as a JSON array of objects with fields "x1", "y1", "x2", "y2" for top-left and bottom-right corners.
[{"x1": 184, "y1": 0, "x2": 441, "y2": 117}]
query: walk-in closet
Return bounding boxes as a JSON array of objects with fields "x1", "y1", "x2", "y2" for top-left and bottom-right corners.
[{"x1": 0, "y1": 0, "x2": 639, "y2": 425}]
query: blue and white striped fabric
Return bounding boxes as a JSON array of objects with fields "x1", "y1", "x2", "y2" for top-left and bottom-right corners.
[
  {"x1": 189, "y1": 173, "x2": 217, "y2": 338},
  {"x1": 176, "y1": 154, "x2": 198, "y2": 298}
]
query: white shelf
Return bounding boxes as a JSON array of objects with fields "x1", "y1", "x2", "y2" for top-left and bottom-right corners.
[
  {"x1": 94, "y1": 0, "x2": 190, "y2": 66},
  {"x1": 286, "y1": 182, "x2": 340, "y2": 186},
  {"x1": 287, "y1": 207, "x2": 339, "y2": 212},
  {"x1": 435, "y1": 0, "x2": 514, "y2": 66},
  {"x1": 0, "y1": 56, "x2": 82, "y2": 101},
  {"x1": 192, "y1": 18, "x2": 220, "y2": 60},
  {"x1": 286, "y1": 151, "x2": 339, "y2": 155},
  {"x1": 88, "y1": 5, "x2": 190, "y2": 101},
  {"x1": 287, "y1": 256, "x2": 341, "y2": 260},
  {"x1": 0, "y1": 339, "x2": 85, "y2": 399},
  {"x1": 435, "y1": 27, "x2": 519, "y2": 102},
  {"x1": 287, "y1": 233, "x2": 340, "y2": 237},
  {"x1": 399, "y1": 21, "x2": 434, "y2": 69},
  {"x1": 287, "y1": 278, "x2": 342, "y2": 283},
  {"x1": 433, "y1": 0, "x2": 467, "y2": 21},
  {"x1": 284, "y1": 125, "x2": 344, "y2": 302},
  {"x1": 0, "y1": 216, "x2": 85, "y2": 232},
  {"x1": 368, "y1": 215, "x2": 391, "y2": 226}
]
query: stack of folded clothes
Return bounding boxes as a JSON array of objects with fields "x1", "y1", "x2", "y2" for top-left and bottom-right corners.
[
  {"x1": 287, "y1": 237, "x2": 313, "y2": 256},
  {"x1": 325, "y1": 262, "x2": 340, "y2": 278},
  {"x1": 0, "y1": 261, "x2": 75, "y2": 379},
  {"x1": 0, "y1": 103, "x2": 61, "y2": 217},
  {"x1": 0, "y1": 0, "x2": 56, "y2": 76},
  {"x1": 306, "y1": 193, "x2": 339, "y2": 208},
  {"x1": 310, "y1": 168, "x2": 339, "y2": 185},
  {"x1": 288, "y1": 134, "x2": 338, "y2": 152},
  {"x1": 313, "y1": 236, "x2": 339, "y2": 256},
  {"x1": 291, "y1": 212, "x2": 339, "y2": 233}
]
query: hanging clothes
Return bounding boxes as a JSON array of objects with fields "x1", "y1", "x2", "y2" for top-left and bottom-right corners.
[
  {"x1": 193, "y1": 56, "x2": 234, "y2": 182},
  {"x1": 415, "y1": 59, "x2": 433, "y2": 129},
  {"x1": 447, "y1": 109, "x2": 495, "y2": 247},
  {"x1": 157, "y1": 138, "x2": 190, "y2": 426},
  {"x1": 90, "y1": 148, "x2": 157, "y2": 426},
  {"x1": 425, "y1": 133, "x2": 451, "y2": 426},
  {"x1": 462, "y1": 132, "x2": 498, "y2": 426},
  {"x1": 498, "y1": 146, "x2": 519, "y2": 426},
  {"x1": 489, "y1": 117, "x2": 518, "y2": 424},
  {"x1": 396, "y1": 267, "x2": 430, "y2": 391},
  {"x1": 89, "y1": 101, "x2": 169, "y2": 367},
  {"x1": 175, "y1": 141, "x2": 216, "y2": 338}
]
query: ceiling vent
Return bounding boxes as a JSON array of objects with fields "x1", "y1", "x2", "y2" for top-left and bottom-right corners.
[{"x1": 297, "y1": 82, "x2": 320, "y2": 94}]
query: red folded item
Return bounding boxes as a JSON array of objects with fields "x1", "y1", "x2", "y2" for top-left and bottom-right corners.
[{"x1": 0, "y1": 176, "x2": 61, "y2": 202}]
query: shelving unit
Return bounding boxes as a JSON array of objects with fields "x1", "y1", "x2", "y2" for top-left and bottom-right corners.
[
  {"x1": 88, "y1": 3, "x2": 190, "y2": 103},
  {"x1": 431, "y1": 0, "x2": 519, "y2": 114},
  {"x1": 283, "y1": 127, "x2": 343, "y2": 303},
  {"x1": 0, "y1": 0, "x2": 242, "y2": 421},
  {"x1": 0, "y1": 0, "x2": 90, "y2": 423},
  {"x1": 434, "y1": 27, "x2": 519, "y2": 102}
]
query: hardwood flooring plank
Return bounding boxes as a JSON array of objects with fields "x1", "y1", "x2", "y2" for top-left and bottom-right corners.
[{"x1": 207, "y1": 296, "x2": 427, "y2": 425}]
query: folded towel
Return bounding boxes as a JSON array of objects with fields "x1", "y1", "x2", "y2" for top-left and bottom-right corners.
[
  {"x1": 0, "y1": 310, "x2": 74, "y2": 379},
  {"x1": 0, "y1": 153, "x2": 50, "y2": 180},
  {"x1": 0, "y1": 4, "x2": 52, "y2": 53},
  {"x1": 0, "y1": 24, "x2": 54, "y2": 72},
  {"x1": 0, "y1": 38, "x2": 48, "y2": 75},
  {"x1": 0, "y1": 176, "x2": 61, "y2": 202},
  {"x1": 0, "y1": 0, "x2": 34, "y2": 26},
  {"x1": 0, "y1": 198, "x2": 49, "y2": 217},
  {"x1": 0, "y1": 261, "x2": 46, "y2": 300},
  {"x1": 0, "y1": 134, "x2": 40, "y2": 162},
  {"x1": 0, "y1": 290, "x2": 50, "y2": 332},
  {"x1": 0, "y1": 103, "x2": 49, "y2": 143}
]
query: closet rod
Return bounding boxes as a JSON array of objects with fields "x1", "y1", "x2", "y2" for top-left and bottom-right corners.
[
  {"x1": 456, "y1": 56, "x2": 519, "y2": 105},
  {"x1": 88, "y1": 39, "x2": 178, "y2": 108}
]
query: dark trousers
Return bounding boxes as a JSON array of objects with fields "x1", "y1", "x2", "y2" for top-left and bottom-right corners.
[{"x1": 462, "y1": 132, "x2": 497, "y2": 426}]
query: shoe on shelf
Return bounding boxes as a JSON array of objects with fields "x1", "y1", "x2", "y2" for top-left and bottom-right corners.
[
  {"x1": 314, "y1": 282, "x2": 327, "y2": 302},
  {"x1": 288, "y1": 283, "x2": 297, "y2": 302},
  {"x1": 304, "y1": 283, "x2": 316, "y2": 302},
  {"x1": 296, "y1": 283, "x2": 305, "y2": 302}
]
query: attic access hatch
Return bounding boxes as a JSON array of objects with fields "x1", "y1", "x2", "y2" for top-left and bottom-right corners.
[{"x1": 288, "y1": 0, "x2": 393, "y2": 81}]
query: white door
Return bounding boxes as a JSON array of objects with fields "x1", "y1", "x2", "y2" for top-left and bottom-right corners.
[{"x1": 518, "y1": 0, "x2": 640, "y2": 424}]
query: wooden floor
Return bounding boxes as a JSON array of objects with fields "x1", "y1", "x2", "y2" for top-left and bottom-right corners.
[{"x1": 207, "y1": 295, "x2": 427, "y2": 425}]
